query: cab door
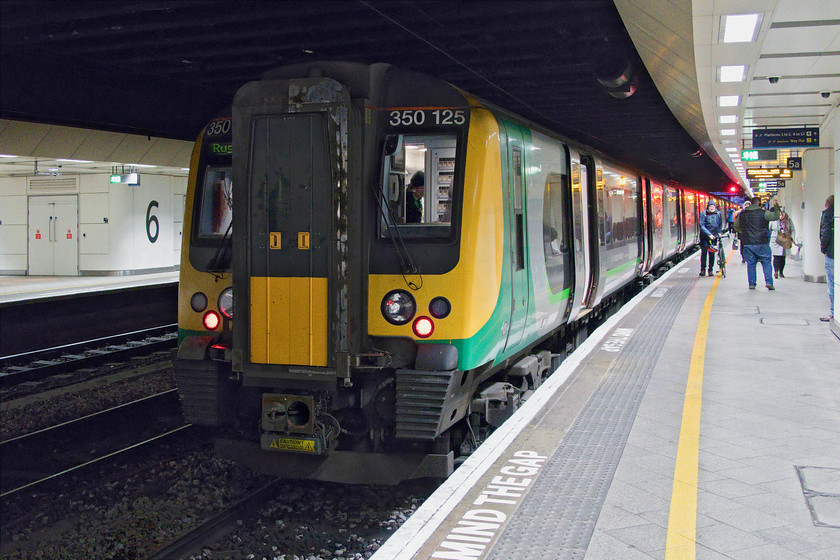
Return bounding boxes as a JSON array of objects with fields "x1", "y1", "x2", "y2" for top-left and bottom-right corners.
[{"x1": 500, "y1": 121, "x2": 529, "y2": 352}]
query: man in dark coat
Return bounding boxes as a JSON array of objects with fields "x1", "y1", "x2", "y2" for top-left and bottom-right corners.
[
  {"x1": 405, "y1": 171, "x2": 424, "y2": 224},
  {"x1": 735, "y1": 197, "x2": 780, "y2": 290},
  {"x1": 699, "y1": 201, "x2": 723, "y2": 276},
  {"x1": 820, "y1": 194, "x2": 834, "y2": 321}
]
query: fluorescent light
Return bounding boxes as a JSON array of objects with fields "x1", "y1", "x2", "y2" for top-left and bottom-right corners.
[
  {"x1": 720, "y1": 65, "x2": 745, "y2": 82},
  {"x1": 181, "y1": 168, "x2": 190, "y2": 171},
  {"x1": 719, "y1": 115, "x2": 738, "y2": 124},
  {"x1": 723, "y1": 14, "x2": 759, "y2": 43},
  {"x1": 57, "y1": 158, "x2": 93, "y2": 163},
  {"x1": 725, "y1": 147, "x2": 739, "y2": 152},
  {"x1": 718, "y1": 95, "x2": 740, "y2": 107},
  {"x1": 128, "y1": 163, "x2": 157, "y2": 168},
  {"x1": 0, "y1": 154, "x2": 18, "y2": 158},
  {"x1": 721, "y1": 129, "x2": 737, "y2": 136}
]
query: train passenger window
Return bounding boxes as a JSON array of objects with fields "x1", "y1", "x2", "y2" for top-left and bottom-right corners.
[
  {"x1": 197, "y1": 167, "x2": 232, "y2": 238},
  {"x1": 380, "y1": 133, "x2": 458, "y2": 239}
]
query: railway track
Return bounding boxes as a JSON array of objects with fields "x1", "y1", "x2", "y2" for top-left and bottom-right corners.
[
  {"x1": 0, "y1": 325, "x2": 177, "y2": 389},
  {"x1": 0, "y1": 389, "x2": 191, "y2": 499}
]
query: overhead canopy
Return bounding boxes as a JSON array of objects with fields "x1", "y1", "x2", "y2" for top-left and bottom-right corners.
[{"x1": 0, "y1": 0, "x2": 733, "y2": 190}]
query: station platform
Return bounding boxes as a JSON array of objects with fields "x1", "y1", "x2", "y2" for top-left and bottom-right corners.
[
  {"x1": 372, "y1": 251, "x2": 840, "y2": 560},
  {"x1": 0, "y1": 271, "x2": 178, "y2": 305}
]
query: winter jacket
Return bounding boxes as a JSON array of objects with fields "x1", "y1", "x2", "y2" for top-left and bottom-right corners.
[
  {"x1": 699, "y1": 209, "x2": 723, "y2": 239},
  {"x1": 735, "y1": 204, "x2": 780, "y2": 245},
  {"x1": 821, "y1": 206, "x2": 834, "y2": 259}
]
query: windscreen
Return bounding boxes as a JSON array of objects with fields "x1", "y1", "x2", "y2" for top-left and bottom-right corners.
[
  {"x1": 196, "y1": 167, "x2": 232, "y2": 239},
  {"x1": 380, "y1": 133, "x2": 459, "y2": 239}
]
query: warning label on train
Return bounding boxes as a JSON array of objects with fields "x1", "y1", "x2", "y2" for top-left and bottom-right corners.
[{"x1": 264, "y1": 437, "x2": 316, "y2": 453}]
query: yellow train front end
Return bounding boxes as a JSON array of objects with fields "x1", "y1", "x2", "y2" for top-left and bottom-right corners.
[{"x1": 175, "y1": 117, "x2": 236, "y2": 426}]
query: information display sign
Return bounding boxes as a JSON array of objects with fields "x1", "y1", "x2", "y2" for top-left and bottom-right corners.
[
  {"x1": 753, "y1": 128, "x2": 819, "y2": 148},
  {"x1": 741, "y1": 149, "x2": 777, "y2": 161},
  {"x1": 746, "y1": 168, "x2": 792, "y2": 179}
]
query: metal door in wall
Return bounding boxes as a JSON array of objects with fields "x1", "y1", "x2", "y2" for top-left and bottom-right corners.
[{"x1": 28, "y1": 196, "x2": 78, "y2": 276}]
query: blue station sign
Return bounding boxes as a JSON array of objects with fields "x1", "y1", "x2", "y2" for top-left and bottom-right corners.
[{"x1": 753, "y1": 128, "x2": 819, "y2": 148}]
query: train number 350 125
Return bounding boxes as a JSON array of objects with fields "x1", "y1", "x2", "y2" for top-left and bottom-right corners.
[{"x1": 389, "y1": 109, "x2": 466, "y2": 127}]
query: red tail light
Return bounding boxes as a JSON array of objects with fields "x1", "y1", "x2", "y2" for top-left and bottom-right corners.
[
  {"x1": 203, "y1": 311, "x2": 220, "y2": 330},
  {"x1": 413, "y1": 316, "x2": 434, "y2": 338}
]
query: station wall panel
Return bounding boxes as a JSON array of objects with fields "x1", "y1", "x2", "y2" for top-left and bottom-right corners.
[
  {"x1": 79, "y1": 223, "x2": 109, "y2": 255},
  {"x1": 79, "y1": 192, "x2": 109, "y2": 224},
  {"x1": 0, "y1": 177, "x2": 28, "y2": 273}
]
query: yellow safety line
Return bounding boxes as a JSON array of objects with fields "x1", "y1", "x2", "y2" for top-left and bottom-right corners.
[{"x1": 664, "y1": 255, "x2": 726, "y2": 559}]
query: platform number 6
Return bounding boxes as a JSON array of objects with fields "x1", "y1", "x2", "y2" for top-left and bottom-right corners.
[{"x1": 146, "y1": 200, "x2": 159, "y2": 243}]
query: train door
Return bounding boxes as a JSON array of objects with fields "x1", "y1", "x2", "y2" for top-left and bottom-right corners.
[
  {"x1": 582, "y1": 155, "x2": 604, "y2": 307},
  {"x1": 640, "y1": 178, "x2": 651, "y2": 273},
  {"x1": 245, "y1": 113, "x2": 334, "y2": 368},
  {"x1": 649, "y1": 180, "x2": 665, "y2": 266},
  {"x1": 567, "y1": 152, "x2": 589, "y2": 320},
  {"x1": 500, "y1": 122, "x2": 529, "y2": 352},
  {"x1": 28, "y1": 195, "x2": 78, "y2": 276}
]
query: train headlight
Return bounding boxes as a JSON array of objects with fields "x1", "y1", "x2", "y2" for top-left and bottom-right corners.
[
  {"x1": 413, "y1": 316, "x2": 434, "y2": 338},
  {"x1": 203, "y1": 311, "x2": 221, "y2": 331},
  {"x1": 429, "y1": 297, "x2": 451, "y2": 319},
  {"x1": 190, "y1": 292, "x2": 208, "y2": 312},
  {"x1": 218, "y1": 287, "x2": 234, "y2": 318},
  {"x1": 381, "y1": 290, "x2": 416, "y2": 325}
]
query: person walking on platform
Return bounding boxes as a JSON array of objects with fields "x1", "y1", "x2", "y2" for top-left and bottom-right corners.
[
  {"x1": 726, "y1": 206, "x2": 736, "y2": 233},
  {"x1": 735, "y1": 196, "x2": 780, "y2": 290},
  {"x1": 769, "y1": 209, "x2": 795, "y2": 278},
  {"x1": 699, "y1": 201, "x2": 723, "y2": 276},
  {"x1": 820, "y1": 194, "x2": 835, "y2": 322}
]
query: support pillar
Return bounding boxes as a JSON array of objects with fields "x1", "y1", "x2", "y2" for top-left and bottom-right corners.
[{"x1": 802, "y1": 148, "x2": 831, "y2": 282}]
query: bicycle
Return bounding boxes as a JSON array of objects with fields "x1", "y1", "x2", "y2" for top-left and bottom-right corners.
[{"x1": 708, "y1": 232, "x2": 730, "y2": 278}]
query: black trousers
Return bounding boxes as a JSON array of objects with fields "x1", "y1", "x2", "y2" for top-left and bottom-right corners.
[
  {"x1": 773, "y1": 255, "x2": 786, "y2": 274},
  {"x1": 700, "y1": 237, "x2": 713, "y2": 271}
]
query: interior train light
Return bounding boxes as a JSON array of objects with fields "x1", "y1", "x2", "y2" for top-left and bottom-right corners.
[
  {"x1": 413, "y1": 316, "x2": 434, "y2": 338},
  {"x1": 203, "y1": 311, "x2": 220, "y2": 331}
]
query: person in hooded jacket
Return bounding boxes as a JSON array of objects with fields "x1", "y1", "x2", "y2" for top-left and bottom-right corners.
[{"x1": 699, "y1": 201, "x2": 723, "y2": 276}]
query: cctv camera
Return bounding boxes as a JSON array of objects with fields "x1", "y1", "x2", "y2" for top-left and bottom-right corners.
[
  {"x1": 821, "y1": 91, "x2": 831, "y2": 99},
  {"x1": 768, "y1": 76, "x2": 779, "y2": 84}
]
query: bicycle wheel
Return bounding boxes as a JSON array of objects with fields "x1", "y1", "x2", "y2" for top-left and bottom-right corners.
[{"x1": 718, "y1": 246, "x2": 726, "y2": 277}]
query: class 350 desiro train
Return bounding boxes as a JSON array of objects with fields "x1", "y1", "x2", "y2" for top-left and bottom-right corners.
[{"x1": 174, "y1": 61, "x2": 721, "y2": 484}]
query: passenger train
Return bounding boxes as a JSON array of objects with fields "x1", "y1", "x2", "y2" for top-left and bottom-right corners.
[{"x1": 174, "y1": 62, "x2": 721, "y2": 484}]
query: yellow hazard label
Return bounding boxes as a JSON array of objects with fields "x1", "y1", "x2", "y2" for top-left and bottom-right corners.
[{"x1": 268, "y1": 437, "x2": 316, "y2": 453}]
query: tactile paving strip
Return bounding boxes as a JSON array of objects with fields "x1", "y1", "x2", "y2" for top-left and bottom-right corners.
[{"x1": 488, "y1": 275, "x2": 695, "y2": 560}]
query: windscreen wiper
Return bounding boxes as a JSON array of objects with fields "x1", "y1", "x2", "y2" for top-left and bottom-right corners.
[
  {"x1": 207, "y1": 220, "x2": 233, "y2": 276},
  {"x1": 370, "y1": 183, "x2": 422, "y2": 290}
]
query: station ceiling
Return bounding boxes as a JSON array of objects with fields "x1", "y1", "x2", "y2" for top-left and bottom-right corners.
[{"x1": 0, "y1": 0, "x2": 734, "y2": 191}]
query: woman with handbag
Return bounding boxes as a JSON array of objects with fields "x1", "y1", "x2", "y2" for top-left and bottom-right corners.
[{"x1": 770, "y1": 209, "x2": 795, "y2": 278}]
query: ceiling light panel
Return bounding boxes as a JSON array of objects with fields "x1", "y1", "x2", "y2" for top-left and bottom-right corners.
[
  {"x1": 720, "y1": 65, "x2": 746, "y2": 82},
  {"x1": 722, "y1": 14, "x2": 760, "y2": 43},
  {"x1": 719, "y1": 115, "x2": 738, "y2": 124},
  {"x1": 719, "y1": 95, "x2": 741, "y2": 107}
]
